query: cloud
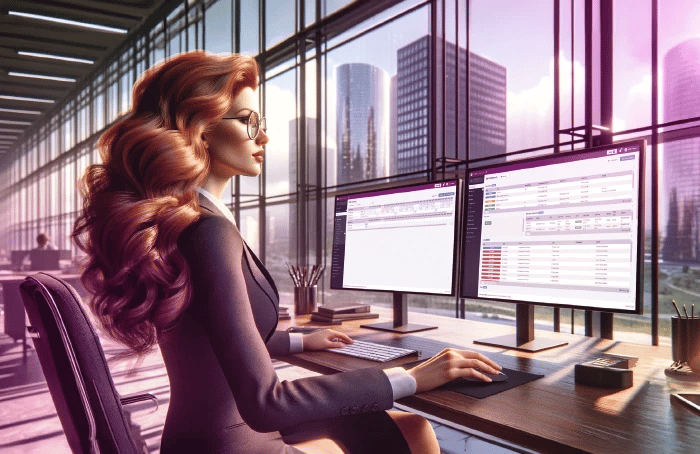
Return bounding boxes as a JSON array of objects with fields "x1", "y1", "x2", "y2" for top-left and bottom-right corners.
[
  {"x1": 264, "y1": 68, "x2": 339, "y2": 194},
  {"x1": 263, "y1": 82, "x2": 295, "y2": 195},
  {"x1": 619, "y1": 74, "x2": 652, "y2": 132},
  {"x1": 506, "y1": 53, "x2": 585, "y2": 152}
]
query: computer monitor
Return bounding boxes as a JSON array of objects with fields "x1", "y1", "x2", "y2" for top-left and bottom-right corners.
[
  {"x1": 10, "y1": 250, "x2": 29, "y2": 270},
  {"x1": 29, "y1": 249, "x2": 61, "y2": 271},
  {"x1": 331, "y1": 179, "x2": 461, "y2": 333},
  {"x1": 461, "y1": 139, "x2": 645, "y2": 352}
]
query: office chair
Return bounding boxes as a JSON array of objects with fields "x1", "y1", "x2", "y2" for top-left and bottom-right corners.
[{"x1": 20, "y1": 272, "x2": 157, "y2": 454}]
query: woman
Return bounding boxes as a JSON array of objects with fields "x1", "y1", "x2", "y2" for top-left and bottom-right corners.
[{"x1": 73, "y1": 51, "x2": 501, "y2": 454}]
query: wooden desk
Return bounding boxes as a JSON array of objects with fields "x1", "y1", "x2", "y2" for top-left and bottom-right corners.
[
  {"x1": 277, "y1": 307, "x2": 700, "y2": 454},
  {"x1": 1, "y1": 271, "x2": 83, "y2": 355}
]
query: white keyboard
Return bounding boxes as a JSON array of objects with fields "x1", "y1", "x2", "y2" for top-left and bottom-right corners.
[{"x1": 330, "y1": 340, "x2": 418, "y2": 362}]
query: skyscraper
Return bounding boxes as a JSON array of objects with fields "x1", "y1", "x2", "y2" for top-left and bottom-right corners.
[
  {"x1": 336, "y1": 63, "x2": 390, "y2": 184},
  {"x1": 394, "y1": 36, "x2": 506, "y2": 175},
  {"x1": 662, "y1": 38, "x2": 700, "y2": 262}
]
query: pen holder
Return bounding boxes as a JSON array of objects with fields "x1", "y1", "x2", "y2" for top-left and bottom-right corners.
[
  {"x1": 672, "y1": 316, "x2": 700, "y2": 364},
  {"x1": 294, "y1": 285, "x2": 317, "y2": 316},
  {"x1": 666, "y1": 316, "x2": 700, "y2": 379}
]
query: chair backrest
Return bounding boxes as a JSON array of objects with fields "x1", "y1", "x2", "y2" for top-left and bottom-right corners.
[{"x1": 20, "y1": 272, "x2": 140, "y2": 454}]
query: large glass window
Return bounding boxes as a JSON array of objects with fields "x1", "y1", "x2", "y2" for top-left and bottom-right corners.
[
  {"x1": 264, "y1": 69, "x2": 296, "y2": 198},
  {"x1": 325, "y1": 5, "x2": 429, "y2": 185},
  {"x1": 240, "y1": 206, "x2": 261, "y2": 256},
  {"x1": 151, "y1": 21, "x2": 166, "y2": 65},
  {"x1": 659, "y1": 0, "x2": 700, "y2": 129},
  {"x1": 266, "y1": 202, "x2": 294, "y2": 299},
  {"x1": 167, "y1": 5, "x2": 185, "y2": 56},
  {"x1": 471, "y1": 0, "x2": 553, "y2": 154},
  {"x1": 3, "y1": 0, "x2": 695, "y2": 348},
  {"x1": 559, "y1": 0, "x2": 586, "y2": 144},
  {"x1": 613, "y1": 0, "x2": 651, "y2": 134},
  {"x1": 205, "y1": 0, "x2": 232, "y2": 53},
  {"x1": 266, "y1": 0, "x2": 296, "y2": 49},
  {"x1": 240, "y1": 0, "x2": 259, "y2": 55}
]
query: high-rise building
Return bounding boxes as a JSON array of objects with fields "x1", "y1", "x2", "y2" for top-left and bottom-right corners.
[
  {"x1": 662, "y1": 38, "x2": 700, "y2": 262},
  {"x1": 467, "y1": 50, "x2": 507, "y2": 160},
  {"x1": 336, "y1": 63, "x2": 390, "y2": 184},
  {"x1": 394, "y1": 36, "x2": 506, "y2": 175}
]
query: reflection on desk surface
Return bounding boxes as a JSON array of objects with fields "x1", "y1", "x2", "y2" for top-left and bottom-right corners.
[{"x1": 282, "y1": 309, "x2": 700, "y2": 454}]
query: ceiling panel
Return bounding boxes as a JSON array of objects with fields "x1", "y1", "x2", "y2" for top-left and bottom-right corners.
[{"x1": 0, "y1": 0, "x2": 171, "y2": 155}]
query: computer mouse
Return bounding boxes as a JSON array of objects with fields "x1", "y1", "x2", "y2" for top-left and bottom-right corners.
[{"x1": 458, "y1": 371, "x2": 508, "y2": 383}]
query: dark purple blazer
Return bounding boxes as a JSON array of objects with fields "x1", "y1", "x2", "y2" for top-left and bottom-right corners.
[{"x1": 158, "y1": 196, "x2": 394, "y2": 454}]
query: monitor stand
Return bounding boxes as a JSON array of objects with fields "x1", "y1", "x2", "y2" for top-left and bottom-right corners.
[
  {"x1": 473, "y1": 304, "x2": 568, "y2": 353},
  {"x1": 361, "y1": 292, "x2": 437, "y2": 334}
]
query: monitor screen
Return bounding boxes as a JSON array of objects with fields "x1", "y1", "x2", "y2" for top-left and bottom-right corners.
[
  {"x1": 29, "y1": 249, "x2": 61, "y2": 271},
  {"x1": 11, "y1": 250, "x2": 29, "y2": 269},
  {"x1": 461, "y1": 140, "x2": 645, "y2": 314},
  {"x1": 331, "y1": 180, "x2": 460, "y2": 295}
]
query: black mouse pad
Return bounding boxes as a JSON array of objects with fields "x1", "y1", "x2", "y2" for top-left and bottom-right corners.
[{"x1": 442, "y1": 367, "x2": 544, "y2": 399}]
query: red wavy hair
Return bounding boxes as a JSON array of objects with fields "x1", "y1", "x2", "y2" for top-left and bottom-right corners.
[{"x1": 73, "y1": 51, "x2": 259, "y2": 356}]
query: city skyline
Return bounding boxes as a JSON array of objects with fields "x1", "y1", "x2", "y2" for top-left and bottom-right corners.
[
  {"x1": 392, "y1": 35, "x2": 507, "y2": 177},
  {"x1": 661, "y1": 37, "x2": 700, "y2": 262},
  {"x1": 208, "y1": 0, "x2": 700, "y2": 252},
  {"x1": 336, "y1": 63, "x2": 391, "y2": 184}
]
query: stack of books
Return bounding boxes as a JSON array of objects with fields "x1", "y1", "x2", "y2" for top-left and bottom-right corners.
[
  {"x1": 310, "y1": 304, "x2": 379, "y2": 325},
  {"x1": 278, "y1": 306, "x2": 291, "y2": 321}
]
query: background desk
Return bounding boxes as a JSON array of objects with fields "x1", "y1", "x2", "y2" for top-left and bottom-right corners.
[
  {"x1": 0, "y1": 272, "x2": 83, "y2": 355},
  {"x1": 278, "y1": 307, "x2": 700, "y2": 454}
]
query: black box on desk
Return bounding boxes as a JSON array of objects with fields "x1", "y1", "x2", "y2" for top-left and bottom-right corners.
[{"x1": 574, "y1": 361, "x2": 633, "y2": 389}]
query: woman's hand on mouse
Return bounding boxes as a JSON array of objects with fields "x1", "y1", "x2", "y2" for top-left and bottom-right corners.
[
  {"x1": 407, "y1": 348, "x2": 502, "y2": 392},
  {"x1": 302, "y1": 329, "x2": 353, "y2": 351}
]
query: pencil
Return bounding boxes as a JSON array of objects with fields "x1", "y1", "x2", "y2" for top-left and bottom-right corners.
[
  {"x1": 693, "y1": 304, "x2": 695, "y2": 319},
  {"x1": 683, "y1": 305, "x2": 689, "y2": 319},
  {"x1": 672, "y1": 299, "x2": 683, "y2": 318}
]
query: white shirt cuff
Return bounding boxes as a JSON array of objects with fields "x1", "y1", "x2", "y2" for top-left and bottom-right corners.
[
  {"x1": 383, "y1": 367, "x2": 417, "y2": 400},
  {"x1": 289, "y1": 333, "x2": 304, "y2": 353}
]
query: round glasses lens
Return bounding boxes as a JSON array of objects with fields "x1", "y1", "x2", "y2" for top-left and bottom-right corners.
[{"x1": 248, "y1": 111, "x2": 259, "y2": 139}]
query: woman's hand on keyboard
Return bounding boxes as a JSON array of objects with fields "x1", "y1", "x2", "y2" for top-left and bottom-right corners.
[
  {"x1": 407, "y1": 348, "x2": 502, "y2": 392},
  {"x1": 302, "y1": 329, "x2": 354, "y2": 351}
]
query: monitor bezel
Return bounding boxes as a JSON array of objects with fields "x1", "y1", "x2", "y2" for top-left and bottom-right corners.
[
  {"x1": 331, "y1": 178, "x2": 462, "y2": 297},
  {"x1": 460, "y1": 139, "x2": 646, "y2": 315}
]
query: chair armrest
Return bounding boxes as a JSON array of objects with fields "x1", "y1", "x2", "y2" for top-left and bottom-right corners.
[{"x1": 120, "y1": 392, "x2": 159, "y2": 413}]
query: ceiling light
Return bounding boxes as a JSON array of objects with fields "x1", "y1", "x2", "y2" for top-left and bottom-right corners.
[
  {"x1": 0, "y1": 128, "x2": 23, "y2": 133},
  {"x1": 9, "y1": 11, "x2": 128, "y2": 34},
  {"x1": 0, "y1": 119, "x2": 32, "y2": 125},
  {"x1": 0, "y1": 107, "x2": 42, "y2": 115},
  {"x1": 8, "y1": 71, "x2": 76, "y2": 83},
  {"x1": 0, "y1": 134, "x2": 19, "y2": 139},
  {"x1": 17, "y1": 50, "x2": 94, "y2": 65},
  {"x1": 0, "y1": 94, "x2": 54, "y2": 103}
]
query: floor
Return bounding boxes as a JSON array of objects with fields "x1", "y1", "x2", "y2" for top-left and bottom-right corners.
[{"x1": 0, "y1": 306, "x2": 526, "y2": 454}]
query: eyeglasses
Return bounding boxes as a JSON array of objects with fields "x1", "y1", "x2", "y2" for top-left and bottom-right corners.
[{"x1": 222, "y1": 111, "x2": 267, "y2": 140}]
